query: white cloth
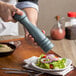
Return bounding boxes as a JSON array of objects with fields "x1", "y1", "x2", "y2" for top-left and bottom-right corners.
[
  {"x1": 0, "y1": 0, "x2": 18, "y2": 36},
  {"x1": 23, "y1": 56, "x2": 74, "y2": 76}
]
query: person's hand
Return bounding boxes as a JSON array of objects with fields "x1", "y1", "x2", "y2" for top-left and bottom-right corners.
[
  {"x1": 0, "y1": 1, "x2": 23, "y2": 22},
  {"x1": 25, "y1": 30, "x2": 45, "y2": 46}
]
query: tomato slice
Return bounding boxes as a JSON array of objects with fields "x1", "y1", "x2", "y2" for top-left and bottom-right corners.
[
  {"x1": 50, "y1": 64, "x2": 54, "y2": 69},
  {"x1": 42, "y1": 55, "x2": 46, "y2": 58},
  {"x1": 55, "y1": 56, "x2": 58, "y2": 58}
]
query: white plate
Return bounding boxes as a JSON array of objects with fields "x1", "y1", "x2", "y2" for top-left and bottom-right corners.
[{"x1": 31, "y1": 58, "x2": 72, "y2": 72}]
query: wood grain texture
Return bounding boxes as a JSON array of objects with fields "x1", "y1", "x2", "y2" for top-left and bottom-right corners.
[
  {"x1": 0, "y1": 35, "x2": 25, "y2": 42},
  {"x1": 0, "y1": 39, "x2": 76, "y2": 76},
  {"x1": 52, "y1": 39, "x2": 76, "y2": 66}
]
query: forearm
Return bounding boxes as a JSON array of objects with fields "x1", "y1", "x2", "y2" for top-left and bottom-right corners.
[
  {"x1": 23, "y1": 8, "x2": 38, "y2": 26},
  {"x1": 16, "y1": 0, "x2": 39, "y2": 37},
  {"x1": 16, "y1": 0, "x2": 39, "y2": 25},
  {"x1": 23, "y1": 7, "x2": 38, "y2": 37}
]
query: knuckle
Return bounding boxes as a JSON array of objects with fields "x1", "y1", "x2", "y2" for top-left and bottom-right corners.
[
  {"x1": 11, "y1": 5, "x2": 16, "y2": 9},
  {"x1": 3, "y1": 17, "x2": 12, "y2": 22}
]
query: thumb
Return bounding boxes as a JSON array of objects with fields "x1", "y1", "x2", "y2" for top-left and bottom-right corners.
[
  {"x1": 16, "y1": 8, "x2": 24, "y2": 16},
  {"x1": 12, "y1": 9, "x2": 24, "y2": 16}
]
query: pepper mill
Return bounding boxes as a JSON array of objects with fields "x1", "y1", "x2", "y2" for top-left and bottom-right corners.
[{"x1": 13, "y1": 12, "x2": 54, "y2": 53}]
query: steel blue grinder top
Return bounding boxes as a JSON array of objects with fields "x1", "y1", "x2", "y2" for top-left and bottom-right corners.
[{"x1": 13, "y1": 12, "x2": 54, "y2": 53}]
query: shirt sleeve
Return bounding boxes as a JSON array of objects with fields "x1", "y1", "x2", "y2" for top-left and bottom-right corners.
[
  {"x1": 16, "y1": 0, "x2": 39, "y2": 11},
  {"x1": 18, "y1": 0, "x2": 38, "y2": 4}
]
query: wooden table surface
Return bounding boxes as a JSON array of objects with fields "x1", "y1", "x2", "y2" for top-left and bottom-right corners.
[{"x1": 0, "y1": 38, "x2": 76, "y2": 76}]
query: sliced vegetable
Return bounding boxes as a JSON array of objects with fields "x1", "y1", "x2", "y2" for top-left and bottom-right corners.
[
  {"x1": 50, "y1": 64, "x2": 54, "y2": 69},
  {"x1": 36, "y1": 54, "x2": 66, "y2": 69},
  {"x1": 0, "y1": 44, "x2": 3, "y2": 47},
  {"x1": 42, "y1": 55, "x2": 46, "y2": 58},
  {"x1": 41, "y1": 58, "x2": 53, "y2": 63}
]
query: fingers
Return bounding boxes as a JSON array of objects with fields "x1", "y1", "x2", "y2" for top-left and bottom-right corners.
[
  {"x1": 12, "y1": 8, "x2": 24, "y2": 16},
  {"x1": 16, "y1": 8, "x2": 24, "y2": 16},
  {"x1": 28, "y1": 35, "x2": 38, "y2": 46},
  {"x1": 10, "y1": 4, "x2": 23, "y2": 16},
  {"x1": 42, "y1": 30, "x2": 45, "y2": 34},
  {"x1": 0, "y1": 2, "x2": 23, "y2": 22},
  {"x1": 11, "y1": 8, "x2": 24, "y2": 22},
  {"x1": 25, "y1": 29, "x2": 29, "y2": 38},
  {"x1": 28, "y1": 35, "x2": 34, "y2": 42},
  {"x1": 3, "y1": 8, "x2": 16, "y2": 22},
  {"x1": 26, "y1": 30, "x2": 46, "y2": 46},
  {"x1": 10, "y1": 5, "x2": 23, "y2": 22}
]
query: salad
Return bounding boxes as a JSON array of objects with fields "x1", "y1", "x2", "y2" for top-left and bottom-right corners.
[{"x1": 36, "y1": 54, "x2": 66, "y2": 70}]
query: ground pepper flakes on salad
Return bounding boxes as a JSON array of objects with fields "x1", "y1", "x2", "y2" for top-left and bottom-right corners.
[{"x1": 36, "y1": 54, "x2": 66, "y2": 69}]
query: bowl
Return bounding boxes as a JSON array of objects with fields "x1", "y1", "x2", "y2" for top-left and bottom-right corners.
[{"x1": 0, "y1": 43, "x2": 16, "y2": 57}]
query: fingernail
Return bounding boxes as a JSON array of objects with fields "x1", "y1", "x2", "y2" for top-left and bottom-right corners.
[
  {"x1": 42, "y1": 30, "x2": 45, "y2": 34},
  {"x1": 29, "y1": 35, "x2": 32, "y2": 38}
]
